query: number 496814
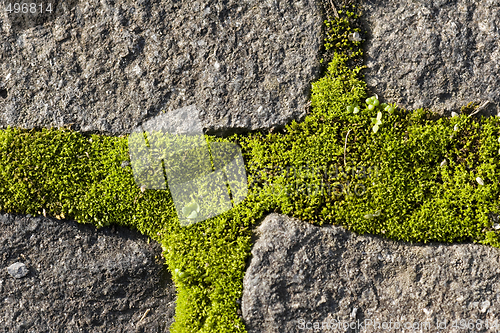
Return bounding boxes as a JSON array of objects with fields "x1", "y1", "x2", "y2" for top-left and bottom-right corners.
[{"x1": 4, "y1": 2, "x2": 53, "y2": 14}]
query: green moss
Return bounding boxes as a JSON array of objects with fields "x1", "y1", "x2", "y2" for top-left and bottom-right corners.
[{"x1": 1, "y1": 7, "x2": 500, "y2": 332}]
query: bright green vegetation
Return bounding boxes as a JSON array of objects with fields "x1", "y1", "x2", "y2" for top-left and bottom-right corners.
[{"x1": 1, "y1": 5, "x2": 500, "y2": 332}]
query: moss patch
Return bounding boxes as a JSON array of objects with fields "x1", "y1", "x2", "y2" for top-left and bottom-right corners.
[{"x1": 1, "y1": 5, "x2": 500, "y2": 332}]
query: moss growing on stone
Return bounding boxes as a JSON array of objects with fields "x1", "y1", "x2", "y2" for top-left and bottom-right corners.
[{"x1": 1, "y1": 7, "x2": 500, "y2": 333}]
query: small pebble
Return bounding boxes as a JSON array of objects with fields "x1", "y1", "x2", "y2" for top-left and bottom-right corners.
[
  {"x1": 451, "y1": 111, "x2": 459, "y2": 117},
  {"x1": 350, "y1": 307, "x2": 358, "y2": 319},
  {"x1": 348, "y1": 32, "x2": 363, "y2": 42},
  {"x1": 476, "y1": 177, "x2": 484, "y2": 186},
  {"x1": 480, "y1": 300, "x2": 490, "y2": 313},
  {"x1": 493, "y1": 223, "x2": 500, "y2": 230},
  {"x1": 7, "y1": 262, "x2": 28, "y2": 279},
  {"x1": 440, "y1": 159, "x2": 448, "y2": 167}
]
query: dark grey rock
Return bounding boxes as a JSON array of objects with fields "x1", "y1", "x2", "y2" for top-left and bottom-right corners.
[
  {"x1": 0, "y1": 0, "x2": 322, "y2": 136},
  {"x1": 362, "y1": 0, "x2": 500, "y2": 117},
  {"x1": 0, "y1": 213, "x2": 175, "y2": 332},
  {"x1": 6, "y1": 262, "x2": 28, "y2": 279},
  {"x1": 242, "y1": 214, "x2": 500, "y2": 332}
]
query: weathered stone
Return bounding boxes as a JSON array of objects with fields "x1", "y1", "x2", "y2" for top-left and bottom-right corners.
[
  {"x1": 362, "y1": 0, "x2": 500, "y2": 117},
  {"x1": 242, "y1": 213, "x2": 500, "y2": 332},
  {"x1": 0, "y1": 0, "x2": 322, "y2": 136},
  {"x1": 0, "y1": 213, "x2": 175, "y2": 332}
]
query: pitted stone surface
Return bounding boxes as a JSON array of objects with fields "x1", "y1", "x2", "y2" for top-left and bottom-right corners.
[
  {"x1": 242, "y1": 214, "x2": 500, "y2": 333},
  {"x1": 0, "y1": 213, "x2": 175, "y2": 332},
  {"x1": 362, "y1": 0, "x2": 500, "y2": 116},
  {"x1": 0, "y1": 0, "x2": 322, "y2": 136}
]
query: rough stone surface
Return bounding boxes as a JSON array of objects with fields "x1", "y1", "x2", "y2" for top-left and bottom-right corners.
[
  {"x1": 362, "y1": 0, "x2": 500, "y2": 117},
  {"x1": 6, "y1": 262, "x2": 28, "y2": 279},
  {"x1": 0, "y1": 213, "x2": 175, "y2": 332},
  {"x1": 243, "y1": 214, "x2": 500, "y2": 332},
  {"x1": 0, "y1": 0, "x2": 322, "y2": 136}
]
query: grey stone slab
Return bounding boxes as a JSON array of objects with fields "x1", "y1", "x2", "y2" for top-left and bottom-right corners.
[
  {"x1": 0, "y1": 0, "x2": 322, "y2": 136},
  {"x1": 362, "y1": 0, "x2": 500, "y2": 117},
  {"x1": 242, "y1": 213, "x2": 500, "y2": 332},
  {"x1": 0, "y1": 213, "x2": 175, "y2": 332}
]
